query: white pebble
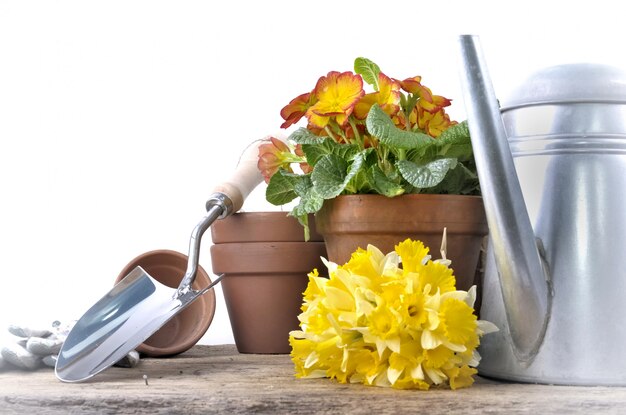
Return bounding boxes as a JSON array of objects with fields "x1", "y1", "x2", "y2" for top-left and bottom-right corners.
[{"x1": 114, "y1": 350, "x2": 140, "y2": 368}]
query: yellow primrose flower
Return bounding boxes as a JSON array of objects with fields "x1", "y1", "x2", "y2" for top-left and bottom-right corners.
[
  {"x1": 353, "y1": 72, "x2": 402, "y2": 120},
  {"x1": 306, "y1": 71, "x2": 365, "y2": 129},
  {"x1": 289, "y1": 238, "x2": 497, "y2": 390}
]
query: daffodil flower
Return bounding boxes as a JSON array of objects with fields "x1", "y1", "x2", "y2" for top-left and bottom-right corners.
[{"x1": 289, "y1": 238, "x2": 498, "y2": 390}]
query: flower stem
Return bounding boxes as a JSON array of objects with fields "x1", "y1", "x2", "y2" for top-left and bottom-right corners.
[
  {"x1": 348, "y1": 118, "x2": 363, "y2": 149},
  {"x1": 324, "y1": 126, "x2": 339, "y2": 143},
  {"x1": 282, "y1": 153, "x2": 307, "y2": 164},
  {"x1": 403, "y1": 110, "x2": 411, "y2": 132}
]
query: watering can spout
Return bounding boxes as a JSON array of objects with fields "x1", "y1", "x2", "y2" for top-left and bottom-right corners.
[{"x1": 456, "y1": 35, "x2": 552, "y2": 360}]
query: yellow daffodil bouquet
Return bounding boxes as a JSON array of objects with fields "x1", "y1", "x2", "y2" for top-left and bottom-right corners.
[
  {"x1": 258, "y1": 57, "x2": 480, "y2": 239},
  {"x1": 290, "y1": 239, "x2": 498, "y2": 390}
]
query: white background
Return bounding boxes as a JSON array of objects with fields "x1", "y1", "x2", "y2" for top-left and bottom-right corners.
[{"x1": 1, "y1": 0, "x2": 624, "y2": 347}]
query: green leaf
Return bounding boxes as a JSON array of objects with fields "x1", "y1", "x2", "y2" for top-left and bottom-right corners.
[
  {"x1": 311, "y1": 151, "x2": 368, "y2": 198},
  {"x1": 289, "y1": 127, "x2": 325, "y2": 145},
  {"x1": 343, "y1": 151, "x2": 368, "y2": 191},
  {"x1": 366, "y1": 104, "x2": 433, "y2": 150},
  {"x1": 311, "y1": 154, "x2": 348, "y2": 198},
  {"x1": 347, "y1": 168, "x2": 373, "y2": 194},
  {"x1": 425, "y1": 162, "x2": 479, "y2": 195},
  {"x1": 292, "y1": 188, "x2": 324, "y2": 217},
  {"x1": 436, "y1": 121, "x2": 473, "y2": 161},
  {"x1": 367, "y1": 165, "x2": 405, "y2": 197},
  {"x1": 291, "y1": 213, "x2": 310, "y2": 241},
  {"x1": 354, "y1": 57, "x2": 380, "y2": 91},
  {"x1": 268, "y1": 172, "x2": 327, "y2": 242},
  {"x1": 396, "y1": 158, "x2": 458, "y2": 189},
  {"x1": 265, "y1": 170, "x2": 299, "y2": 205},
  {"x1": 301, "y1": 140, "x2": 360, "y2": 168},
  {"x1": 292, "y1": 174, "x2": 325, "y2": 213}
]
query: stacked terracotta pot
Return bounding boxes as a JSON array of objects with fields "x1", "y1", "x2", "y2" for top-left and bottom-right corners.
[{"x1": 210, "y1": 212, "x2": 327, "y2": 354}]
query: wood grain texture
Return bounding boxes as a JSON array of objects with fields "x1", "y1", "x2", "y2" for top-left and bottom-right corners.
[{"x1": 1, "y1": 345, "x2": 625, "y2": 414}]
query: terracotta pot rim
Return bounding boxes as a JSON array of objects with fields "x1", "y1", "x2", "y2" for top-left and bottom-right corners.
[
  {"x1": 210, "y1": 242, "x2": 327, "y2": 274},
  {"x1": 227, "y1": 211, "x2": 294, "y2": 217},
  {"x1": 211, "y1": 211, "x2": 322, "y2": 243},
  {"x1": 327, "y1": 194, "x2": 483, "y2": 200},
  {"x1": 115, "y1": 249, "x2": 216, "y2": 357},
  {"x1": 212, "y1": 241, "x2": 326, "y2": 247},
  {"x1": 317, "y1": 194, "x2": 488, "y2": 233}
]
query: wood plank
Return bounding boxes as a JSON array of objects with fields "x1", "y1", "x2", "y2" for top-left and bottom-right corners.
[{"x1": 1, "y1": 345, "x2": 626, "y2": 414}]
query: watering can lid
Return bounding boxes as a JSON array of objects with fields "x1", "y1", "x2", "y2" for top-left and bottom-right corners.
[{"x1": 500, "y1": 63, "x2": 626, "y2": 111}]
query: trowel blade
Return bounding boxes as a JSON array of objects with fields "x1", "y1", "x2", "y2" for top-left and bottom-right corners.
[{"x1": 55, "y1": 266, "x2": 200, "y2": 382}]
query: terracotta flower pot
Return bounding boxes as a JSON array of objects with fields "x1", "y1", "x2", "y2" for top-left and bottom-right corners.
[
  {"x1": 115, "y1": 249, "x2": 216, "y2": 357},
  {"x1": 315, "y1": 194, "x2": 488, "y2": 293},
  {"x1": 210, "y1": 211, "x2": 324, "y2": 243},
  {"x1": 210, "y1": 212, "x2": 326, "y2": 354}
]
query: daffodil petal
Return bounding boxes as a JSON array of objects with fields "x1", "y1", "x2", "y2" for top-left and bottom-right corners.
[
  {"x1": 465, "y1": 285, "x2": 477, "y2": 308},
  {"x1": 411, "y1": 363, "x2": 425, "y2": 380},
  {"x1": 386, "y1": 336, "x2": 401, "y2": 354},
  {"x1": 441, "y1": 340, "x2": 467, "y2": 353},
  {"x1": 387, "y1": 365, "x2": 403, "y2": 385},
  {"x1": 421, "y1": 329, "x2": 442, "y2": 350},
  {"x1": 441, "y1": 290, "x2": 470, "y2": 302},
  {"x1": 477, "y1": 320, "x2": 499, "y2": 335},
  {"x1": 425, "y1": 367, "x2": 447, "y2": 385},
  {"x1": 304, "y1": 352, "x2": 319, "y2": 369}
]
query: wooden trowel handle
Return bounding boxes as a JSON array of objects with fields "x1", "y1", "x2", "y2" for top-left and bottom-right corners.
[{"x1": 210, "y1": 138, "x2": 268, "y2": 214}]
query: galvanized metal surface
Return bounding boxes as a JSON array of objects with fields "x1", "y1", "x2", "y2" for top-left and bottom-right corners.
[{"x1": 458, "y1": 35, "x2": 626, "y2": 384}]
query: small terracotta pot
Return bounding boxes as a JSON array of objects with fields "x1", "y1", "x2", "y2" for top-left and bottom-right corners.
[
  {"x1": 210, "y1": 211, "x2": 323, "y2": 243},
  {"x1": 115, "y1": 249, "x2": 216, "y2": 357},
  {"x1": 315, "y1": 194, "x2": 488, "y2": 293},
  {"x1": 210, "y1": 212, "x2": 327, "y2": 354}
]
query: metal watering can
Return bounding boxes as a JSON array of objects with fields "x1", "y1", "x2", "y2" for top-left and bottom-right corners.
[{"x1": 457, "y1": 35, "x2": 626, "y2": 385}]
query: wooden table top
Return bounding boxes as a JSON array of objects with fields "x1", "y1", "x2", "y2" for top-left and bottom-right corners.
[{"x1": 1, "y1": 344, "x2": 626, "y2": 414}]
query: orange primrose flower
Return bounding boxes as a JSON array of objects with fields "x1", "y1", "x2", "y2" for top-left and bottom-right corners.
[
  {"x1": 280, "y1": 92, "x2": 316, "y2": 129},
  {"x1": 417, "y1": 93, "x2": 453, "y2": 114},
  {"x1": 257, "y1": 136, "x2": 293, "y2": 183},
  {"x1": 417, "y1": 107, "x2": 457, "y2": 138},
  {"x1": 294, "y1": 144, "x2": 312, "y2": 174},
  {"x1": 353, "y1": 72, "x2": 401, "y2": 119},
  {"x1": 306, "y1": 71, "x2": 365, "y2": 129},
  {"x1": 399, "y1": 76, "x2": 432, "y2": 99},
  {"x1": 401, "y1": 76, "x2": 453, "y2": 113}
]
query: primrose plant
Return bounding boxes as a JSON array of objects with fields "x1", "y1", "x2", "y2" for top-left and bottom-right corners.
[{"x1": 257, "y1": 57, "x2": 480, "y2": 239}]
